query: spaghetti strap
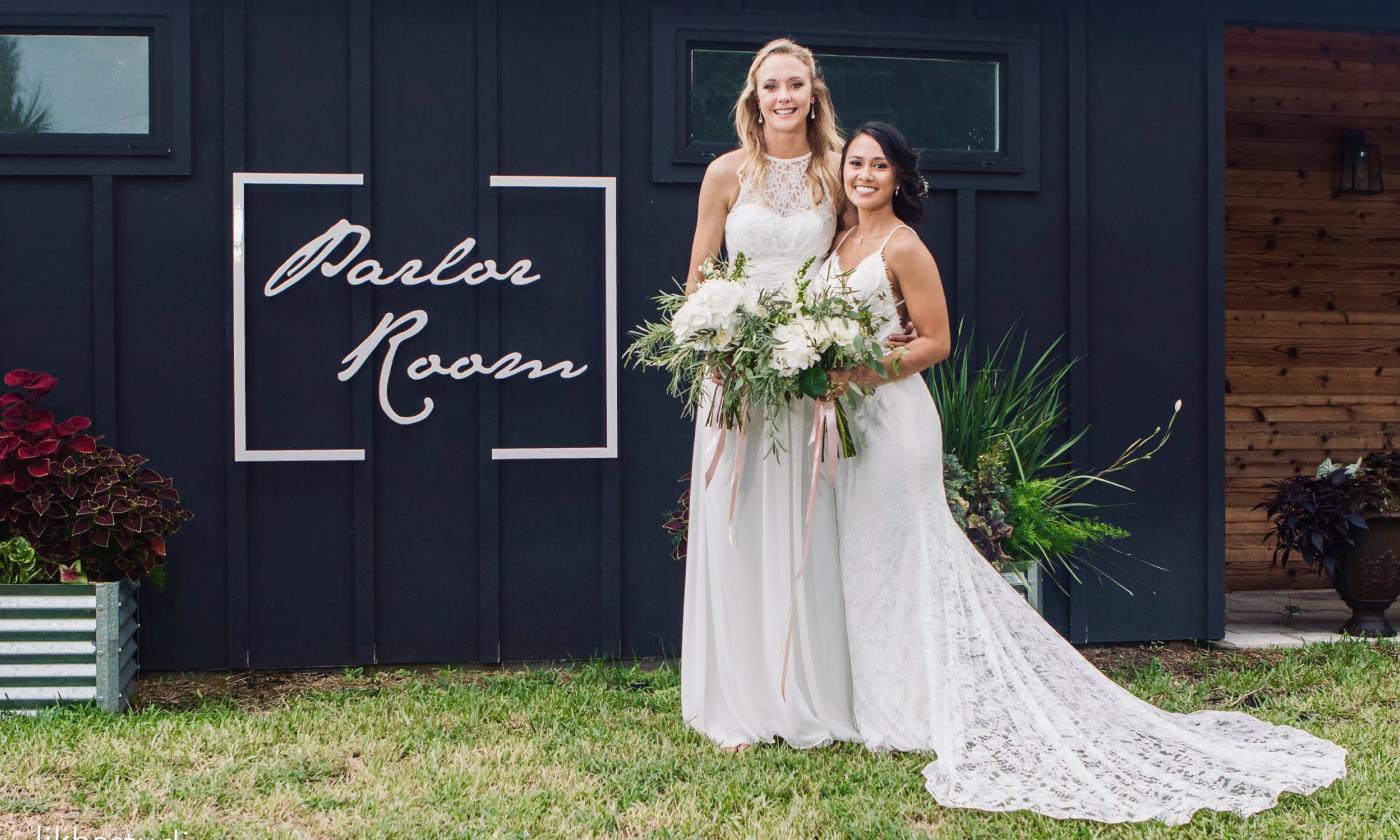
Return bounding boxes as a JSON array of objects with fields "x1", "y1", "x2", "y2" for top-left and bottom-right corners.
[
  {"x1": 876, "y1": 224, "x2": 915, "y2": 327},
  {"x1": 878, "y1": 223, "x2": 915, "y2": 255}
]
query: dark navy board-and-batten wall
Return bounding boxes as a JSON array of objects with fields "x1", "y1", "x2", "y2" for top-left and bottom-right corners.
[{"x1": 5, "y1": 0, "x2": 1399, "y2": 670}]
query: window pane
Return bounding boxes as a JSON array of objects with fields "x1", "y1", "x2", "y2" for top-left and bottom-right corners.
[
  {"x1": 689, "y1": 48, "x2": 1000, "y2": 154},
  {"x1": 0, "y1": 33, "x2": 150, "y2": 135},
  {"x1": 689, "y1": 49, "x2": 752, "y2": 147}
]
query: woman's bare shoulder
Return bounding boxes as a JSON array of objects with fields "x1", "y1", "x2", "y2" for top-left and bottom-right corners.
[
  {"x1": 705, "y1": 149, "x2": 745, "y2": 181},
  {"x1": 884, "y1": 226, "x2": 937, "y2": 276}
]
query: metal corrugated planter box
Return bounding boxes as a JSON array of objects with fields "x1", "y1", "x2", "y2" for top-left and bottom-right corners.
[
  {"x1": 1000, "y1": 561, "x2": 1043, "y2": 615},
  {"x1": 0, "y1": 579, "x2": 138, "y2": 715}
]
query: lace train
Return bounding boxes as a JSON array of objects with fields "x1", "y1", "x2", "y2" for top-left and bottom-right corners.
[{"x1": 820, "y1": 238, "x2": 1347, "y2": 823}]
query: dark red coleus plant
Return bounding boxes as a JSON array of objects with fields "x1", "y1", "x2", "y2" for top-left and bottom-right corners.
[
  {"x1": 0, "y1": 369, "x2": 191, "y2": 582},
  {"x1": 0, "y1": 368, "x2": 96, "y2": 490},
  {"x1": 662, "y1": 473, "x2": 690, "y2": 563}
]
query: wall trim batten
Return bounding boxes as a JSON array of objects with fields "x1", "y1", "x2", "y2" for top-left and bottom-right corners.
[
  {"x1": 955, "y1": 189, "x2": 976, "y2": 329},
  {"x1": 476, "y1": 0, "x2": 502, "y2": 664},
  {"x1": 349, "y1": 0, "x2": 376, "y2": 665},
  {"x1": 1067, "y1": 0, "x2": 1090, "y2": 643},
  {"x1": 1204, "y1": 15, "x2": 1227, "y2": 638},
  {"x1": 223, "y1": 0, "x2": 250, "y2": 668},
  {"x1": 91, "y1": 175, "x2": 116, "y2": 448},
  {"x1": 600, "y1": 0, "x2": 623, "y2": 660}
]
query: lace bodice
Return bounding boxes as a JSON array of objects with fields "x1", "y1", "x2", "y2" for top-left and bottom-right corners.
[
  {"x1": 725, "y1": 153, "x2": 836, "y2": 291},
  {"x1": 828, "y1": 250, "x2": 903, "y2": 344},
  {"x1": 822, "y1": 225, "x2": 911, "y2": 344}
]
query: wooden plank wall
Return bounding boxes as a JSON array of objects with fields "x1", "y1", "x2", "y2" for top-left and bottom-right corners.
[{"x1": 1225, "y1": 26, "x2": 1400, "y2": 591}]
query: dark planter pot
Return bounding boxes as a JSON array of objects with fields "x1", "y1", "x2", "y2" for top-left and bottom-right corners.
[{"x1": 1334, "y1": 512, "x2": 1400, "y2": 638}]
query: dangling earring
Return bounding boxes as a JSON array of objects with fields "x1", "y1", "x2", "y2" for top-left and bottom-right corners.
[
  {"x1": 809, "y1": 107, "x2": 815, "y2": 121},
  {"x1": 758, "y1": 112, "x2": 764, "y2": 125},
  {"x1": 895, "y1": 186, "x2": 900, "y2": 195}
]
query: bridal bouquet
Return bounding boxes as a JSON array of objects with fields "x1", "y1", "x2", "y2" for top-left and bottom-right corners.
[
  {"x1": 625, "y1": 253, "x2": 895, "y2": 458},
  {"x1": 777, "y1": 259, "x2": 900, "y2": 458},
  {"x1": 624, "y1": 253, "x2": 768, "y2": 437}
]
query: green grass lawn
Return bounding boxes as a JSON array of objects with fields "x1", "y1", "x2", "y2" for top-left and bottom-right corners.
[{"x1": 1, "y1": 642, "x2": 1396, "y2": 839}]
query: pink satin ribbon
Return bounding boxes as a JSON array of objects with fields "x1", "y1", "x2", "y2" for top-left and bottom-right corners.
[
  {"x1": 780, "y1": 398, "x2": 840, "y2": 701},
  {"x1": 702, "y1": 382, "x2": 746, "y2": 546}
]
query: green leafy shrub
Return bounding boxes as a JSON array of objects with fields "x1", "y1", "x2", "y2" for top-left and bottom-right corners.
[
  {"x1": 1007, "y1": 479, "x2": 1130, "y2": 561},
  {"x1": 0, "y1": 535, "x2": 43, "y2": 584}
]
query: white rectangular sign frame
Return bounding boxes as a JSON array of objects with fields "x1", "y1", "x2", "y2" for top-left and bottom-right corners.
[
  {"x1": 231, "y1": 172, "x2": 618, "y2": 463},
  {"x1": 233, "y1": 172, "x2": 367, "y2": 462},
  {"x1": 488, "y1": 175, "x2": 618, "y2": 461}
]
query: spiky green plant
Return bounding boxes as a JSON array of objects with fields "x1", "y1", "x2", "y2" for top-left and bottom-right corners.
[
  {"x1": 930, "y1": 322, "x2": 1180, "y2": 591},
  {"x1": 927, "y1": 320, "x2": 1080, "y2": 484}
]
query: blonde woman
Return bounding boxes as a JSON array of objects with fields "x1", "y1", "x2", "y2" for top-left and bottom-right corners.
[{"x1": 679, "y1": 38, "x2": 858, "y2": 752}]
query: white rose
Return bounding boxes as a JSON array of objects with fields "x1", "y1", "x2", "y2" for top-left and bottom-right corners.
[
  {"x1": 671, "y1": 279, "x2": 749, "y2": 350},
  {"x1": 740, "y1": 286, "x2": 761, "y2": 314},
  {"x1": 826, "y1": 317, "x2": 859, "y2": 349},
  {"x1": 805, "y1": 318, "x2": 834, "y2": 351},
  {"x1": 769, "y1": 320, "x2": 820, "y2": 376}
]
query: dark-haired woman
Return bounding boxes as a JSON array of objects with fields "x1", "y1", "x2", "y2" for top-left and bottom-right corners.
[{"x1": 820, "y1": 122, "x2": 1346, "y2": 824}]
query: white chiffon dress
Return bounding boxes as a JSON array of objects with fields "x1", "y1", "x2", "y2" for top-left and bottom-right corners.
[
  {"x1": 822, "y1": 226, "x2": 1347, "y2": 824},
  {"x1": 680, "y1": 153, "x2": 859, "y2": 750}
]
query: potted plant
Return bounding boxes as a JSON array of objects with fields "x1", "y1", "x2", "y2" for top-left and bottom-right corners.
[
  {"x1": 0, "y1": 369, "x2": 191, "y2": 714},
  {"x1": 1257, "y1": 452, "x2": 1400, "y2": 638},
  {"x1": 930, "y1": 323, "x2": 1178, "y2": 610}
]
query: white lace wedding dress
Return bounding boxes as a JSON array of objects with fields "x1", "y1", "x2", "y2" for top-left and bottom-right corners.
[
  {"x1": 822, "y1": 226, "x2": 1347, "y2": 824},
  {"x1": 680, "y1": 153, "x2": 859, "y2": 749}
]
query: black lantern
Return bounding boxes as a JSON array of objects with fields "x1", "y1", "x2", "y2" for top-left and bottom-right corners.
[{"x1": 1339, "y1": 129, "x2": 1383, "y2": 195}]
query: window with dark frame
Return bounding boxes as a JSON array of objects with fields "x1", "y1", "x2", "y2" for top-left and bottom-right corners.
[
  {"x1": 689, "y1": 48, "x2": 1002, "y2": 156},
  {"x1": 0, "y1": 3, "x2": 188, "y2": 176},
  {"x1": 652, "y1": 10, "x2": 1039, "y2": 191},
  {"x1": 0, "y1": 31, "x2": 151, "y2": 137}
]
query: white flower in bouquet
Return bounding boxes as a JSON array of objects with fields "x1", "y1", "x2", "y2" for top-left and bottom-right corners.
[
  {"x1": 769, "y1": 318, "x2": 821, "y2": 376},
  {"x1": 670, "y1": 279, "x2": 758, "y2": 351},
  {"x1": 808, "y1": 315, "x2": 860, "y2": 351},
  {"x1": 827, "y1": 317, "x2": 860, "y2": 349}
]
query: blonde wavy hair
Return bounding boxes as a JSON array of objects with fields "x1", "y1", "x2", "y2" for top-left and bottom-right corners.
[{"x1": 733, "y1": 38, "x2": 843, "y2": 210}]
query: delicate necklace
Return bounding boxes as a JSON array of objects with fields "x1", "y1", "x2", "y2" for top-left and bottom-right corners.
[{"x1": 854, "y1": 221, "x2": 900, "y2": 246}]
